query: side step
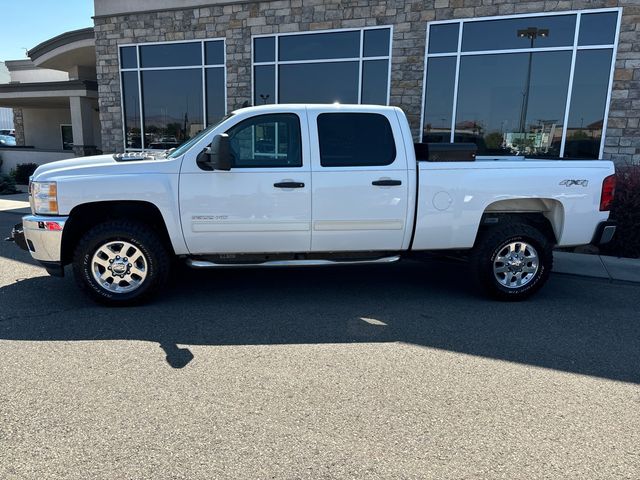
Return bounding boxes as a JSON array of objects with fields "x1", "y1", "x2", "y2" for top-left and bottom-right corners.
[{"x1": 186, "y1": 255, "x2": 401, "y2": 269}]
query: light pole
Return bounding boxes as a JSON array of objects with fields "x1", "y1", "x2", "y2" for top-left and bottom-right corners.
[{"x1": 517, "y1": 27, "x2": 549, "y2": 136}]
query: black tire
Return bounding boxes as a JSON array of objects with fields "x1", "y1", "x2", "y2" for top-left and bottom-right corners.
[
  {"x1": 471, "y1": 222, "x2": 553, "y2": 301},
  {"x1": 72, "y1": 220, "x2": 170, "y2": 306}
]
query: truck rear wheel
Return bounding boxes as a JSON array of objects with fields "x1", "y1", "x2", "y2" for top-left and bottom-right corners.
[
  {"x1": 73, "y1": 220, "x2": 170, "y2": 306},
  {"x1": 471, "y1": 222, "x2": 553, "y2": 301}
]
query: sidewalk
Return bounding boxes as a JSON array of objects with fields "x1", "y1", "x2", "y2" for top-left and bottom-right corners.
[
  {"x1": 554, "y1": 251, "x2": 640, "y2": 284},
  {"x1": 0, "y1": 192, "x2": 30, "y2": 214}
]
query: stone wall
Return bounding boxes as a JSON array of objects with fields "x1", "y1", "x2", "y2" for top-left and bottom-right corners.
[
  {"x1": 12, "y1": 108, "x2": 25, "y2": 147},
  {"x1": 94, "y1": 0, "x2": 640, "y2": 163}
]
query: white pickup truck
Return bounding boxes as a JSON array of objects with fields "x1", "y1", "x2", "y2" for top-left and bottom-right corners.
[{"x1": 10, "y1": 104, "x2": 616, "y2": 305}]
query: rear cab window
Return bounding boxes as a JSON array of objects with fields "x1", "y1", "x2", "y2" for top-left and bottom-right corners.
[{"x1": 316, "y1": 113, "x2": 397, "y2": 167}]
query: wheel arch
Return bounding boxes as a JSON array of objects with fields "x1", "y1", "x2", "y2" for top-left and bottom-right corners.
[
  {"x1": 476, "y1": 198, "x2": 564, "y2": 245},
  {"x1": 61, "y1": 200, "x2": 175, "y2": 265}
]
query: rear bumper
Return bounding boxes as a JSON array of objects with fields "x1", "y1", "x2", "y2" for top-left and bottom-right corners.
[{"x1": 591, "y1": 220, "x2": 616, "y2": 246}]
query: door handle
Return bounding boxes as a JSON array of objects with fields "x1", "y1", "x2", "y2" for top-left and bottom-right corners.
[
  {"x1": 274, "y1": 181, "x2": 305, "y2": 188},
  {"x1": 372, "y1": 179, "x2": 402, "y2": 186}
]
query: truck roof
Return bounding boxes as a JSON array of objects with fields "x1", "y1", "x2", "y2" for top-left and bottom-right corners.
[{"x1": 232, "y1": 103, "x2": 401, "y2": 115}]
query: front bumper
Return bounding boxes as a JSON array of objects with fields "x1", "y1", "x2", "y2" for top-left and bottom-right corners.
[
  {"x1": 591, "y1": 220, "x2": 616, "y2": 246},
  {"x1": 21, "y1": 215, "x2": 68, "y2": 262}
]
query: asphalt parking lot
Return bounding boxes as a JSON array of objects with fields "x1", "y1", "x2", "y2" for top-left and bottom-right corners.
[{"x1": 1, "y1": 209, "x2": 639, "y2": 479}]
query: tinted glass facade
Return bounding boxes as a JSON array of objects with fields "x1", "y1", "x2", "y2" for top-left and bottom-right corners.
[
  {"x1": 252, "y1": 27, "x2": 392, "y2": 106},
  {"x1": 119, "y1": 39, "x2": 226, "y2": 150},
  {"x1": 422, "y1": 10, "x2": 620, "y2": 159}
]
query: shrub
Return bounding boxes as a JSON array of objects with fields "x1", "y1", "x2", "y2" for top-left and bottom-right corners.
[
  {"x1": 601, "y1": 163, "x2": 640, "y2": 259},
  {"x1": 10, "y1": 162, "x2": 38, "y2": 184},
  {"x1": 0, "y1": 173, "x2": 18, "y2": 195}
]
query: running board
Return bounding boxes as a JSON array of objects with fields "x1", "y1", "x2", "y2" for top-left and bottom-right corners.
[{"x1": 186, "y1": 255, "x2": 401, "y2": 269}]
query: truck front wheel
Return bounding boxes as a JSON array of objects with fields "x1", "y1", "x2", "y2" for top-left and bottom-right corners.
[
  {"x1": 72, "y1": 220, "x2": 170, "y2": 306},
  {"x1": 471, "y1": 223, "x2": 553, "y2": 301}
]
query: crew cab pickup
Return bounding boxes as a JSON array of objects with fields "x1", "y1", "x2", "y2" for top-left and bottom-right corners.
[{"x1": 10, "y1": 104, "x2": 616, "y2": 305}]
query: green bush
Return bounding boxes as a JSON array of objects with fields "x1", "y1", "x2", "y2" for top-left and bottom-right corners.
[
  {"x1": 10, "y1": 162, "x2": 38, "y2": 184},
  {"x1": 601, "y1": 163, "x2": 640, "y2": 259},
  {"x1": 0, "y1": 173, "x2": 18, "y2": 195}
]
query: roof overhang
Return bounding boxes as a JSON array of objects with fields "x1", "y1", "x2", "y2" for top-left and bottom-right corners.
[
  {"x1": 0, "y1": 80, "x2": 98, "y2": 108},
  {"x1": 28, "y1": 28, "x2": 95, "y2": 73}
]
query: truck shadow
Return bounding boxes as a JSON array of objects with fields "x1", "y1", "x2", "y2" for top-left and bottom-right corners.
[{"x1": 0, "y1": 259, "x2": 638, "y2": 383}]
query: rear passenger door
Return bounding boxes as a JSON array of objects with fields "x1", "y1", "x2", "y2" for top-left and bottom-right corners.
[{"x1": 308, "y1": 109, "x2": 409, "y2": 252}]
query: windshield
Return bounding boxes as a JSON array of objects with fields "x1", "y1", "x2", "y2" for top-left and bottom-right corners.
[{"x1": 166, "y1": 114, "x2": 233, "y2": 159}]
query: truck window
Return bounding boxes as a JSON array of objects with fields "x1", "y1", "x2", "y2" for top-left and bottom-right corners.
[
  {"x1": 317, "y1": 113, "x2": 396, "y2": 167},
  {"x1": 226, "y1": 113, "x2": 302, "y2": 168}
]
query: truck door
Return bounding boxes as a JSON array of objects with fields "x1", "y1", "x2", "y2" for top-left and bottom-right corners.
[
  {"x1": 179, "y1": 111, "x2": 312, "y2": 254},
  {"x1": 308, "y1": 109, "x2": 409, "y2": 252}
]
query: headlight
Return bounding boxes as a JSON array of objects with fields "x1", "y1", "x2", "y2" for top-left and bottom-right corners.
[{"x1": 31, "y1": 181, "x2": 58, "y2": 215}]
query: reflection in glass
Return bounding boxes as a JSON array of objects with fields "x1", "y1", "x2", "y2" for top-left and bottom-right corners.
[
  {"x1": 363, "y1": 28, "x2": 391, "y2": 57},
  {"x1": 428, "y1": 23, "x2": 459, "y2": 54},
  {"x1": 278, "y1": 62, "x2": 359, "y2": 103},
  {"x1": 462, "y1": 15, "x2": 576, "y2": 52},
  {"x1": 205, "y1": 40, "x2": 224, "y2": 65},
  {"x1": 120, "y1": 47, "x2": 137, "y2": 69},
  {"x1": 279, "y1": 31, "x2": 360, "y2": 61},
  {"x1": 254, "y1": 65, "x2": 275, "y2": 105},
  {"x1": 564, "y1": 49, "x2": 613, "y2": 159},
  {"x1": 254, "y1": 37, "x2": 275, "y2": 62},
  {"x1": 455, "y1": 52, "x2": 571, "y2": 157},
  {"x1": 122, "y1": 71, "x2": 141, "y2": 149},
  {"x1": 422, "y1": 57, "x2": 456, "y2": 143},
  {"x1": 206, "y1": 67, "x2": 225, "y2": 126},
  {"x1": 361, "y1": 60, "x2": 389, "y2": 105},
  {"x1": 579, "y1": 12, "x2": 618, "y2": 46},
  {"x1": 139, "y1": 42, "x2": 201, "y2": 68},
  {"x1": 141, "y1": 69, "x2": 203, "y2": 149},
  {"x1": 226, "y1": 114, "x2": 301, "y2": 168}
]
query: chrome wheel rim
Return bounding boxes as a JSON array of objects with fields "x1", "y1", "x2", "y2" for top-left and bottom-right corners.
[
  {"x1": 493, "y1": 241, "x2": 539, "y2": 289},
  {"x1": 91, "y1": 240, "x2": 148, "y2": 294}
]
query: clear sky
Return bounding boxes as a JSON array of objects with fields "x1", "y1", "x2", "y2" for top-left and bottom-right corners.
[{"x1": 0, "y1": 0, "x2": 94, "y2": 61}]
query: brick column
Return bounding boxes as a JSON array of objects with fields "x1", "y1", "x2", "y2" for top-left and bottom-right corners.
[{"x1": 12, "y1": 108, "x2": 25, "y2": 146}]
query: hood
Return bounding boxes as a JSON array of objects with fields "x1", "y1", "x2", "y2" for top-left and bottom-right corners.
[{"x1": 31, "y1": 153, "x2": 175, "y2": 182}]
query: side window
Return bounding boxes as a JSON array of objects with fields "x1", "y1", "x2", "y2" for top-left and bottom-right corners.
[
  {"x1": 317, "y1": 113, "x2": 396, "y2": 167},
  {"x1": 226, "y1": 113, "x2": 302, "y2": 168}
]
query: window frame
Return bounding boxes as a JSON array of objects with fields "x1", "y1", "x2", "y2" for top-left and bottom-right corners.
[
  {"x1": 118, "y1": 38, "x2": 227, "y2": 151},
  {"x1": 225, "y1": 112, "x2": 304, "y2": 169},
  {"x1": 251, "y1": 26, "x2": 393, "y2": 106},
  {"x1": 420, "y1": 7, "x2": 622, "y2": 159}
]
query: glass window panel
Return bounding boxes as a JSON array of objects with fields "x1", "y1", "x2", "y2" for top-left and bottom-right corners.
[
  {"x1": 205, "y1": 40, "x2": 224, "y2": 65},
  {"x1": 564, "y1": 49, "x2": 613, "y2": 159},
  {"x1": 462, "y1": 15, "x2": 576, "y2": 52},
  {"x1": 278, "y1": 62, "x2": 359, "y2": 103},
  {"x1": 139, "y1": 42, "x2": 202, "y2": 68},
  {"x1": 578, "y1": 12, "x2": 618, "y2": 46},
  {"x1": 317, "y1": 113, "x2": 396, "y2": 167},
  {"x1": 141, "y1": 69, "x2": 203, "y2": 149},
  {"x1": 61, "y1": 125, "x2": 73, "y2": 150},
  {"x1": 254, "y1": 37, "x2": 275, "y2": 62},
  {"x1": 206, "y1": 67, "x2": 226, "y2": 126},
  {"x1": 455, "y1": 51, "x2": 571, "y2": 157},
  {"x1": 120, "y1": 46, "x2": 137, "y2": 69},
  {"x1": 361, "y1": 60, "x2": 389, "y2": 105},
  {"x1": 279, "y1": 31, "x2": 360, "y2": 61},
  {"x1": 422, "y1": 56, "x2": 456, "y2": 143},
  {"x1": 225, "y1": 113, "x2": 302, "y2": 168},
  {"x1": 254, "y1": 65, "x2": 275, "y2": 105},
  {"x1": 363, "y1": 28, "x2": 390, "y2": 57},
  {"x1": 428, "y1": 23, "x2": 460, "y2": 54},
  {"x1": 122, "y1": 71, "x2": 142, "y2": 149}
]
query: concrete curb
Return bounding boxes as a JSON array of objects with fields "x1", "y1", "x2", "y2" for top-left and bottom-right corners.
[{"x1": 553, "y1": 251, "x2": 640, "y2": 284}]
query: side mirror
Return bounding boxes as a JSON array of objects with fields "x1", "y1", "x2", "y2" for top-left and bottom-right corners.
[{"x1": 196, "y1": 133, "x2": 232, "y2": 171}]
